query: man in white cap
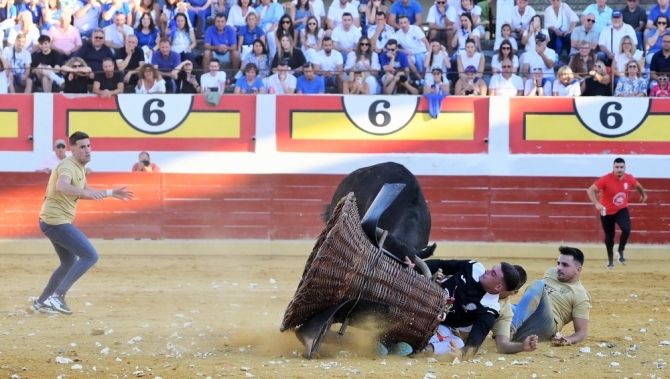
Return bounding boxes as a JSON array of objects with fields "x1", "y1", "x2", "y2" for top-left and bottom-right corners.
[{"x1": 36, "y1": 139, "x2": 92, "y2": 174}]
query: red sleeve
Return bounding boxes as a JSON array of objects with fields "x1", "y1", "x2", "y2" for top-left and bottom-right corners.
[
  {"x1": 650, "y1": 85, "x2": 659, "y2": 97},
  {"x1": 628, "y1": 174, "x2": 637, "y2": 188},
  {"x1": 152, "y1": 164, "x2": 161, "y2": 173},
  {"x1": 594, "y1": 175, "x2": 608, "y2": 190}
]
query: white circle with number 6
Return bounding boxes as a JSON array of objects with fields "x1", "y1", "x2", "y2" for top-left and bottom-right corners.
[
  {"x1": 117, "y1": 95, "x2": 194, "y2": 134},
  {"x1": 574, "y1": 98, "x2": 651, "y2": 138},
  {"x1": 342, "y1": 96, "x2": 420, "y2": 135}
]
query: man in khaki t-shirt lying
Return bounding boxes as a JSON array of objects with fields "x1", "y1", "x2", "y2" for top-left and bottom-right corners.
[{"x1": 510, "y1": 246, "x2": 592, "y2": 346}]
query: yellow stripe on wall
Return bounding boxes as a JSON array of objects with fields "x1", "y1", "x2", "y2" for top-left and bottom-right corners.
[
  {"x1": 0, "y1": 112, "x2": 19, "y2": 138},
  {"x1": 525, "y1": 114, "x2": 670, "y2": 141},
  {"x1": 68, "y1": 111, "x2": 241, "y2": 138},
  {"x1": 291, "y1": 112, "x2": 475, "y2": 140}
]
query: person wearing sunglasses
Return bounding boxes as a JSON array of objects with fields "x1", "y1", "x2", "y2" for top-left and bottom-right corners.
[
  {"x1": 614, "y1": 61, "x2": 647, "y2": 96},
  {"x1": 75, "y1": 29, "x2": 115, "y2": 75},
  {"x1": 60, "y1": 57, "x2": 92, "y2": 93},
  {"x1": 489, "y1": 58, "x2": 524, "y2": 96},
  {"x1": 36, "y1": 139, "x2": 69, "y2": 174},
  {"x1": 521, "y1": 32, "x2": 555, "y2": 82},
  {"x1": 568, "y1": 40, "x2": 597, "y2": 80},
  {"x1": 426, "y1": 0, "x2": 456, "y2": 55},
  {"x1": 493, "y1": 23, "x2": 518, "y2": 54},
  {"x1": 650, "y1": 69, "x2": 670, "y2": 96},
  {"x1": 581, "y1": 0, "x2": 612, "y2": 35},
  {"x1": 300, "y1": 16, "x2": 323, "y2": 63},
  {"x1": 645, "y1": 15, "x2": 670, "y2": 65},
  {"x1": 611, "y1": 35, "x2": 644, "y2": 88},
  {"x1": 645, "y1": 0, "x2": 670, "y2": 35},
  {"x1": 568, "y1": 13, "x2": 599, "y2": 56},
  {"x1": 649, "y1": 34, "x2": 670, "y2": 91},
  {"x1": 581, "y1": 60, "x2": 611, "y2": 96}
]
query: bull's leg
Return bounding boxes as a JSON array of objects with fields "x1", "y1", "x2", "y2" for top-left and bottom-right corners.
[{"x1": 413, "y1": 257, "x2": 432, "y2": 279}]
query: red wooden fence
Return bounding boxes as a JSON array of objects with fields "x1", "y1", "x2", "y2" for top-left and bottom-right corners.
[{"x1": 2, "y1": 173, "x2": 669, "y2": 243}]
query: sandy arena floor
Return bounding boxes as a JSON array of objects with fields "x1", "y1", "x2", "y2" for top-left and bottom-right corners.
[{"x1": 1, "y1": 240, "x2": 669, "y2": 379}]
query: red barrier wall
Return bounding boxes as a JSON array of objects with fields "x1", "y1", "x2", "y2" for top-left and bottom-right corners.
[{"x1": 2, "y1": 173, "x2": 669, "y2": 243}]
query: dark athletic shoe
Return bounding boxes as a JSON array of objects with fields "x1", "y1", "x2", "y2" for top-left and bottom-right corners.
[
  {"x1": 607, "y1": 264, "x2": 615, "y2": 269},
  {"x1": 45, "y1": 295, "x2": 72, "y2": 315},
  {"x1": 32, "y1": 299, "x2": 58, "y2": 314},
  {"x1": 618, "y1": 252, "x2": 627, "y2": 265}
]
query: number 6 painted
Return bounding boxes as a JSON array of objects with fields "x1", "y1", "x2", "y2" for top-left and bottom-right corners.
[
  {"x1": 342, "y1": 96, "x2": 419, "y2": 136},
  {"x1": 574, "y1": 98, "x2": 650, "y2": 138},
  {"x1": 117, "y1": 94, "x2": 194, "y2": 135}
]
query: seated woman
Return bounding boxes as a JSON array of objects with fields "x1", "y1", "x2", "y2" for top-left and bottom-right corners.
[
  {"x1": 423, "y1": 66, "x2": 450, "y2": 95},
  {"x1": 300, "y1": 16, "x2": 323, "y2": 64},
  {"x1": 580, "y1": 60, "x2": 611, "y2": 96},
  {"x1": 136, "y1": 13, "x2": 161, "y2": 61},
  {"x1": 239, "y1": 38, "x2": 271, "y2": 80},
  {"x1": 271, "y1": 34, "x2": 306, "y2": 76},
  {"x1": 614, "y1": 61, "x2": 647, "y2": 97},
  {"x1": 423, "y1": 38, "x2": 450, "y2": 86},
  {"x1": 611, "y1": 35, "x2": 644, "y2": 89},
  {"x1": 234, "y1": 62, "x2": 267, "y2": 93},
  {"x1": 455, "y1": 38, "x2": 484, "y2": 84},
  {"x1": 645, "y1": 15, "x2": 669, "y2": 66},
  {"x1": 169, "y1": 13, "x2": 197, "y2": 64},
  {"x1": 524, "y1": 67, "x2": 553, "y2": 96},
  {"x1": 136, "y1": 63, "x2": 166, "y2": 94},
  {"x1": 292, "y1": 0, "x2": 313, "y2": 35},
  {"x1": 237, "y1": 13, "x2": 265, "y2": 62},
  {"x1": 133, "y1": 0, "x2": 161, "y2": 28},
  {"x1": 227, "y1": 0, "x2": 256, "y2": 31},
  {"x1": 493, "y1": 23, "x2": 518, "y2": 53},
  {"x1": 59, "y1": 57, "x2": 92, "y2": 94},
  {"x1": 175, "y1": 59, "x2": 200, "y2": 93},
  {"x1": 454, "y1": 65, "x2": 487, "y2": 96},
  {"x1": 345, "y1": 36, "x2": 381, "y2": 94},
  {"x1": 491, "y1": 39, "x2": 518, "y2": 75},
  {"x1": 552, "y1": 65, "x2": 581, "y2": 97},
  {"x1": 342, "y1": 70, "x2": 370, "y2": 94}
]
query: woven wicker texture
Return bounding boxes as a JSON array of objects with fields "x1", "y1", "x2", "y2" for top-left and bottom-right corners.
[{"x1": 280, "y1": 193, "x2": 449, "y2": 350}]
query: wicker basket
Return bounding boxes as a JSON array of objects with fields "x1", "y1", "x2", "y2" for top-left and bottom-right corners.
[{"x1": 280, "y1": 192, "x2": 449, "y2": 350}]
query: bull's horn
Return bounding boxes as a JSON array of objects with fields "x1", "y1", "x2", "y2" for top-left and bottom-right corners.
[{"x1": 413, "y1": 257, "x2": 432, "y2": 279}]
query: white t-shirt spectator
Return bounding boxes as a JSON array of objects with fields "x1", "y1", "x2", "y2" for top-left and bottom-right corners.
[
  {"x1": 367, "y1": 24, "x2": 396, "y2": 50},
  {"x1": 598, "y1": 24, "x2": 638, "y2": 56},
  {"x1": 0, "y1": 72, "x2": 8, "y2": 93},
  {"x1": 455, "y1": 28, "x2": 481, "y2": 51},
  {"x1": 394, "y1": 25, "x2": 427, "y2": 54},
  {"x1": 227, "y1": 5, "x2": 257, "y2": 28},
  {"x1": 8, "y1": 25, "x2": 41, "y2": 52},
  {"x1": 522, "y1": 28, "x2": 549, "y2": 51},
  {"x1": 489, "y1": 73, "x2": 524, "y2": 96},
  {"x1": 345, "y1": 51, "x2": 381, "y2": 71},
  {"x1": 293, "y1": 0, "x2": 326, "y2": 27},
  {"x1": 507, "y1": 5, "x2": 536, "y2": 32},
  {"x1": 104, "y1": 24, "x2": 135, "y2": 47},
  {"x1": 327, "y1": 2, "x2": 359, "y2": 29},
  {"x1": 491, "y1": 55, "x2": 519, "y2": 72},
  {"x1": 136, "y1": 79, "x2": 167, "y2": 94},
  {"x1": 426, "y1": 3, "x2": 457, "y2": 28},
  {"x1": 614, "y1": 50, "x2": 643, "y2": 74},
  {"x1": 543, "y1": 3, "x2": 579, "y2": 32},
  {"x1": 458, "y1": 50, "x2": 482, "y2": 70},
  {"x1": 317, "y1": 49, "x2": 344, "y2": 72},
  {"x1": 524, "y1": 77, "x2": 553, "y2": 95},
  {"x1": 457, "y1": 5, "x2": 482, "y2": 19},
  {"x1": 2, "y1": 46, "x2": 32, "y2": 75},
  {"x1": 552, "y1": 79, "x2": 581, "y2": 96},
  {"x1": 73, "y1": 0, "x2": 103, "y2": 35},
  {"x1": 524, "y1": 47, "x2": 556, "y2": 78},
  {"x1": 200, "y1": 71, "x2": 227, "y2": 89},
  {"x1": 331, "y1": 25, "x2": 362, "y2": 51},
  {"x1": 266, "y1": 73, "x2": 297, "y2": 94}
]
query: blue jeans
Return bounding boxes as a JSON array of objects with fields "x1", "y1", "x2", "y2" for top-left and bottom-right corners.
[
  {"x1": 38, "y1": 220, "x2": 99, "y2": 302},
  {"x1": 635, "y1": 31, "x2": 643, "y2": 51},
  {"x1": 187, "y1": 8, "x2": 211, "y2": 34},
  {"x1": 510, "y1": 280, "x2": 557, "y2": 342}
]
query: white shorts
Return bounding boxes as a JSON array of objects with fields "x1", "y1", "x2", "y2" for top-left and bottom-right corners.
[{"x1": 428, "y1": 325, "x2": 465, "y2": 355}]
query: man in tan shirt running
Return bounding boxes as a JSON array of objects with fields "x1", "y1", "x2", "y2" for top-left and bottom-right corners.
[{"x1": 33, "y1": 131, "x2": 134, "y2": 315}]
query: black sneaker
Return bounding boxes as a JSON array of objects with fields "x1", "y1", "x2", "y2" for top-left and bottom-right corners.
[
  {"x1": 32, "y1": 299, "x2": 58, "y2": 314},
  {"x1": 607, "y1": 263, "x2": 615, "y2": 269},
  {"x1": 45, "y1": 295, "x2": 72, "y2": 315},
  {"x1": 618, "y1": 252, "x2": 627, "y2": 265}
]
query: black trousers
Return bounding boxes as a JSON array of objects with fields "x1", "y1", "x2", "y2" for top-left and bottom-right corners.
[{"x1": 600, "y1": 207, "x2": 631, "y2": 263}]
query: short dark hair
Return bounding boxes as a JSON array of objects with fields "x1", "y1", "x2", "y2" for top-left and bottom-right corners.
[
  {"x1": 386, "y1": 38, "x2": 398, "y2": 47},
  {"x1": 398, "y1": 15, "x2": 409, "y2": 22},
  {"x1": 342, "y1": 12, "x2": 353, "y2": 19},
  {"x1": 614, "y1": 157, "x2": 625, "y2": 164},
  {"x1": 69, "y1": 131, "x2": 90, "y2": 147},
  {"x1": 139, "y1": 151, "x2": 150, "y2": 159},
  {"x1": 513, "y1": 265, "x2": 527, "y2": 290},
  {"x1": 215, "y1": 13, "x2": 227, "y2": 20},
  {"x1": 375, "y1": 11, "x2": 386, "y2": 17},
  {"x1": 159, "y1": 37, "x2": 170, "y2": 45},
  {"x1": 38, "y1": 35, "x2": 51, "y2": 44},
  {"x1": 302, "y1": 62, "x2": 314, "y2": 69},
  {"x1": 322, "y1": 36, "x2": 333, "y2": 43},
  {"x1": 500, "y1": 262, "x2": 521, "y2": 292},
  {"x1": 558, "y1": 246, "x2": 585, "y2": 266}
]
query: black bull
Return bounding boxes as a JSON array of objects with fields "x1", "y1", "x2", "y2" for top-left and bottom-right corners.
[{"x1": 322, "y1": 162, "x2": 436, "y2": 277}]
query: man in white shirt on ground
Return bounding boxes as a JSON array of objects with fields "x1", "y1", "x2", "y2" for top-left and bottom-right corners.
[
  {"x1": 489, "y1": 58, "x2": 524, "y2": 96},
  {"x1": 314, "y1": 36, "x2": 345, "y2": 92},
  {"x1": 522, "y1": 32, "x2": 556, "y2": 82},
  {"x1": 598, "y1": 11, "x2": 637, "y2": 65},
  {"x1": 104, "y1": 12, "x2": 134, "y2": 52},
  {"x1": 394, "y1": 15, "x2": 429, "y2": 76},
  {"x1": 266, "y1": 58, "x2": 297, "y2": 94},
  {"x1": 331, "y1": 13, "x2": 362, "y2": 63},
  {"x1": 327, "y1": 0, "x2": 360, "y2": 30}
]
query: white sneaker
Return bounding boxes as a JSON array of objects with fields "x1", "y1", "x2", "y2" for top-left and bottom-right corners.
[
  {"x1": 44, "y1": 295, "x2": 73, "y2": 315},
  {"x1": 32, "y1": 299, "x2": 58, "y2": 314}
]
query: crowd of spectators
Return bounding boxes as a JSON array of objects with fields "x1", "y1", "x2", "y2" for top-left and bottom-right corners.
[{"x1": 0, "y1": 0, "x2": 669, "y2": 96}]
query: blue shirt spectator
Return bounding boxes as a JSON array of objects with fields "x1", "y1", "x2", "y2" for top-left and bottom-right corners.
[
  {"x1": 238, "y1": 25, "x2": 265, "y2": 46},
  {"x1": 296, "y1": 74, "x2": 325, "y2": 93},
  {"x1": 389, "y1": 0, "x2": 423, "y2": 26},
  {"x1": 582, "y1": 3, "x2": 613, "y2": 34},
  {"x1": 379, "y1": 48, "x2": 410, "y2": 71},
  {"x1": 204, "y1": 23, "x2": 237, "y2": 47},
  {"x1": 151, "y1": 47, "x2": 181, "y2": 73},
  {"x1": 1, "y1": 3, "x2": 17, "y2": 21},
  {"x1": 256, "y1": 1, "x2": 284, "y2": 32},
  {"x1": 235, "y1": 77, "x2": 265, "y2": 92},
  {"x1": 648, "y1": 28, "x2": 670, "y2": 55},
  {"x1": 17, "y1": 3, "x2": 39, "y2": 24},
  {"x1": 649, "y1": 3, "x2": 670, "y2": 24}
]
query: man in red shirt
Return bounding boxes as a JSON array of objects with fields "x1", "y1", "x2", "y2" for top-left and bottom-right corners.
[{"x1": 587, "y1": 158, "x2": 647, "y2": 269}]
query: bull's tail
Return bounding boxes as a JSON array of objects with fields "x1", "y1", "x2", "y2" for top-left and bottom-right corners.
[{"x1": 416, "y1": 243, "x2": 437, "y2": 260}]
